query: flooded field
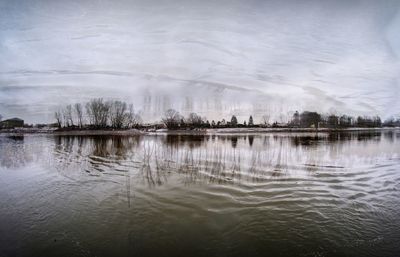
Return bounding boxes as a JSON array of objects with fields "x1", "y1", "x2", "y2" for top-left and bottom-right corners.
[{"x1": 0, "y1": 131, "x2": 400, "y2": 257}]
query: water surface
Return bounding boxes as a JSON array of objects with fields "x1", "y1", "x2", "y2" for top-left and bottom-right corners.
[{"x1": 0, "y1": 131, "x2": 400, "y2": 257}]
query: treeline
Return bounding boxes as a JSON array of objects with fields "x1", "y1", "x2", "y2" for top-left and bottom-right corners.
[
  {"x1": 161, "y1": 109, "x2": 254, "y2": 129},
  {"x1": 55, "y1": 99, "x2": 142, "y2": 129},
  {"x1": 384, "y1": 117, "x2": 400, "y2": 127},
  {"x1": 53, "y1": 101, "x2": 398, "y2": 130},
  {"x1": 288, "y1": 111, "x2": 383, "y2": 129},
  {"x1": 161, "y1": 109, "x2": 395, "y2": 129}
]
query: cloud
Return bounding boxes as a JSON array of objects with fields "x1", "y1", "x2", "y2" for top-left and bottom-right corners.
[{"x1": 0, "y1": 0, "x2": 399, "y2": 123}]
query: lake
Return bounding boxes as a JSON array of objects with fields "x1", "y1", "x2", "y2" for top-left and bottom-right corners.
[{"x1": 0, "y1": 131, "x2": 400, "y2": 257}]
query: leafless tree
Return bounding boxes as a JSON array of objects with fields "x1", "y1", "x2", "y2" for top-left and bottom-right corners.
[
  {"x1": 85, "y1": 98, "x2": 110, "y2": 128},
  {"x1": 127, "y1": 104, "x2": 142, "y2": 128},
  {"x1": 74, "y1": 103, "x2": 83, "y2": 128},
  {"x1": 262, "y1": 114, "x2": 270, "y2": 126},
  {"x1": 186, "y1": 112, "x2": 203, "y2": 127},
  {"x1": 110, "y1": 100, "x2": 128, "y2": 128},
  {"x1": 62, "y1": 110, "x2": 69, "y2": 127},
  {"x1": 0, "y1": 114, "x2": 2, "y2": 121},
  {"x1": 63, "y1": 104, "x2": 74, "y2": 127},
  {"x1": 162, "y1": 109, "x2": 181, "y2": 129},
  {"x1": 54, "y1": 110, "x2": 62, "y2": 128}
]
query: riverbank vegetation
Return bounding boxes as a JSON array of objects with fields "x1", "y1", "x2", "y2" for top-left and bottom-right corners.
[
  {"x1": 54, "y1": 99, "x2": 142, "y2": 130},
  {"x1": 159, "y1": 109, "x2": 396, "y2": 130},
  {"x1": 1, "y1": 98, "x2": 400, "y2": 131},
  {"x1": 41, "y1": 99, "x2": 400, "y2": 131}
]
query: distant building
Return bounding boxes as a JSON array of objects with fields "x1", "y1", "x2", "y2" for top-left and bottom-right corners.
[{"x1": 0, "y1": 118, "x2": 24, "y2": 129}]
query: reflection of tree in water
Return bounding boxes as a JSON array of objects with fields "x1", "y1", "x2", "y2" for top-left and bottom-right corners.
[
  {"x1": 46, "y1": 132, "x2": 399, "y2": 188},
  {"x1": 164, "y1": 134, "x2": 207, "y2": 149},
  {"x1": 231, "y1": 136, "x2": 238, "y2": 148},
  {"x1": 356, "y1": 132, "x2": 381, "y2": 141},
  {"x1": 52, "y1": 136, "x2": 142, "y2": 177},
  {"x1": 383, "y1": 131, "x2": 396, "y2": 142},
  {"x1": 139, "y1": 140, "x2": 169, "y2": 187},
  {"x1": 88, "y1": 136, "x2": 142, "y2": 159},
  {"x1": 248, "y1": 135, "x2": 254, "y2": 147},
  {"x1": 54, "y1": 136, "x2": 141, "y2": 159},
  {"x1": 91, "y1": 137, "x2": 110, "y2": 157},
  {"x1": 291, "y1": 134, "x2": 324, "y2": 147},
  {"x1": 2, "y1": 132, "x2": 398, "y2": 211},
  {"x1": 143, "y1": 134, "x2": 319, "y2": 184},
  {"x1": 289, "y1": 132, "x2": 384, "y2": 147}
]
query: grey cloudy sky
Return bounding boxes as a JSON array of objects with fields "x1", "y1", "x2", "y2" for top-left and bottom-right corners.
[{"x1": 0, "y1": 0, "x2": 400, "y2": 123}]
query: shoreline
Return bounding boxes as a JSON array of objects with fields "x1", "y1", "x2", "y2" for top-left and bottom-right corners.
[
  {"x1": 206, "y1": 127, "x2": 398, "y2": 134},
  {"x1": 0, "y1": 127, "x2": 399, "y2": 137}
]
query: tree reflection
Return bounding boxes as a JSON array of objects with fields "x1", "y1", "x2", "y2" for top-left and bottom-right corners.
[
  {"x1": 248, "y1": 135, "x2": 254, "y2": 147},
  {"x1": 1, "y1": 131, "x2": 398, "y2": 191}
]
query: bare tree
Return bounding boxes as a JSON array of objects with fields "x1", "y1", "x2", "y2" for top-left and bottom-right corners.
[
  {"x1": 127, "y1": 104, "x2": 142, "y2": 128},
  {"x1": 61, "y1": 108, "x2": 69, "y2": 127},
  {"x1": 186, "y1": 112, "x2": 203, "y2": 127},
  {"x1": 0, "y1": 114, "x2": 2, "y2": 121},
  {"x1": 54, "y1": 111, "x2": 62, "y2": 128},
  {"x1": 162, "y1": 109, "x2": 181, "y2": 129},
  {"x1": 110, "y1": 100, "x2": 128, "y2": 128},
  {"x1": 85, "y1": 98, "x2": 110, "y2": 128},
  {"x1": 262, "y1": 114, "x2": 270, "y2": 126},
  {"x1": 74, "y1": 103, "x2": 83, "y2": 128},
  {"x1": 64, "y1": 104, "x2": 74, "y2": 127}
]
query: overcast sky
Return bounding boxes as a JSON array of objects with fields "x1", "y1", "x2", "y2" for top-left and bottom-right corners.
[{"x1": 1, "y1": 0, "x2": 400, "y2": 123}]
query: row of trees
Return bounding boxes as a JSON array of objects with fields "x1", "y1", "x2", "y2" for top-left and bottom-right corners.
[
  {"x1": 52, "y1": 103, "x2": 398, "y2": 130},
  {"x1": 289, "y1": 111, "x2": 383, "y2": 129},
  {"x1": 162, "y1": 109, "x2": 208, "y2": 129},
  {"x1": 383, "y1": 117, "x2": 400, "y2": 127},
  {"x1": 161, "y1": 109, "x2": 394, "y2": 129},
  {"x1": 161, "y1": 109, "x2": 256, "y2": 129},
  {"x1": 55, "y1": 99, "x2": 142, "y2": 129}
]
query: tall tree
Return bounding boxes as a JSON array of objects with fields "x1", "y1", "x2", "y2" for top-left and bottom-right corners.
[
  {"x1": 327, "y1": 115, "x2": 339, "y2": 128},
  {"x1": 110, "y1": 100, "x2": 128, "y2": 128},
  {"x1": 64, "y1": 104, "x2": 74, "y2": 127},
  {"x1": 54, "y1": 111, "x2": 62, "y2": 128},
  {"x1": 187, "y1": 112, "x2": 203, "y2": 127},
  {"x1": 162, "y1": 109, "x2": 181, "y2": 129},
  {"x1": 262, "y1": 114, "x2": 270, "y2": 126},
  {"x1": 230, "y1": 115, "x2": 238, "y2": 127},
  {"x1": 292, "y1": 111, "x2": 300, "y2": 127},
  {"x1": 74, "y1": 103, "x2": 83, "y2": 128},
  {"x1": 85, "y1": 98, "x2": 110, "y2": 128},
  {"x1": 300, "y1": 111, "x2": 321, "y2": 128},
  {"x1": 339, "y1": 115, "x2": 352, "y2": 128},
  {"x1": 248, "y1": 115, "x2": 254, "y2": 126},
  {"x1": 127, "y1": 104, "x2": 142, "y2": 128}
]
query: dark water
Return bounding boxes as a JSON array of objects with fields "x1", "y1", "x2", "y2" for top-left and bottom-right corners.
[{"x1": 0, "y1": 131, "x2": 400, "y2": 257}]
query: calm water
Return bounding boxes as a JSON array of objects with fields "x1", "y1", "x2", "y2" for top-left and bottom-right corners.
[{"x1": 0, "y1": 131, "x2": 400, "y2": 257}]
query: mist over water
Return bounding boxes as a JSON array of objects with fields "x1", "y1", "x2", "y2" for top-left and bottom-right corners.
[
  {"x1": 1, "y1": 131, "x2": 400, "y2": 257},
  {"x1": 1, "y1": 0, "x2": 400, "y2": 123}
]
